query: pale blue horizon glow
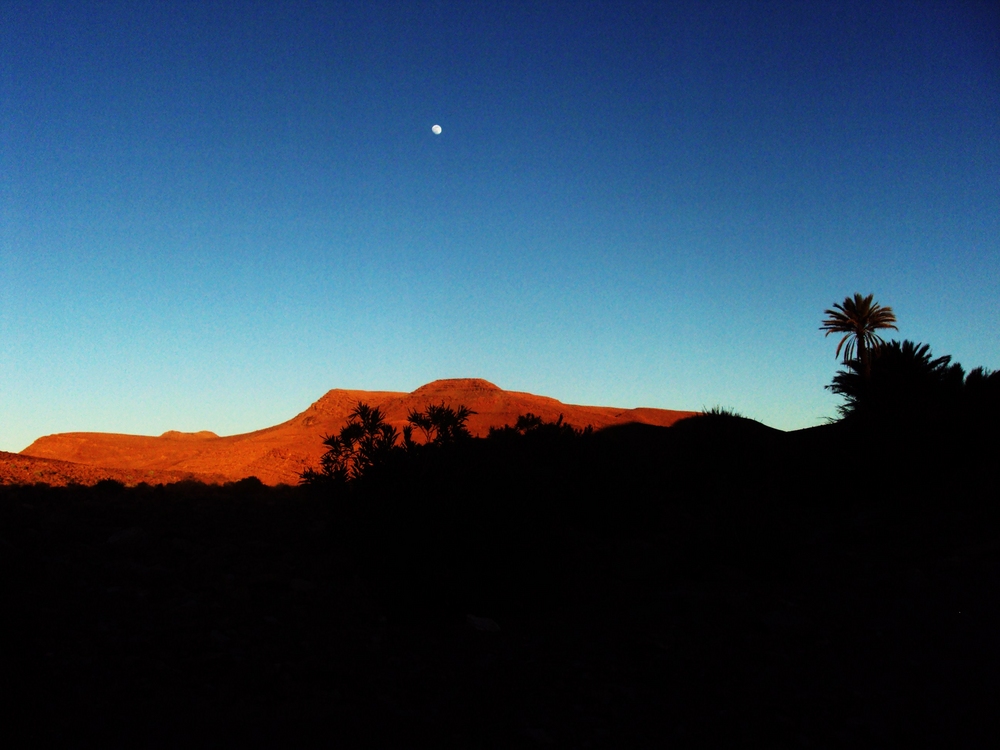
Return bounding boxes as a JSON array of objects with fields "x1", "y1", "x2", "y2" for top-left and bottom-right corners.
[{"x1": 2, "y1": 1, "x2": 998, "y2": 451}]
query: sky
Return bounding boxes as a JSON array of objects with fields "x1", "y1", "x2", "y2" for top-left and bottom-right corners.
[{"x1": 1, "y1": 0, "x2": 998, "y2": 451}]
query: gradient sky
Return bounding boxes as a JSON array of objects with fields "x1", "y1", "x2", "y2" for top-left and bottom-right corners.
[{"x1": 2, "y1": 0, "x2": 998, "y2": 451}]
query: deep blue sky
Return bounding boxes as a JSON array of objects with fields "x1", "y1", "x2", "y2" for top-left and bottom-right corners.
[{"x1": 2, "y1": 1, "x2": 998, "y2": 450}]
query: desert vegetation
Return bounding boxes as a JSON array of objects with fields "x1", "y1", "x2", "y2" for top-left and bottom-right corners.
[
  {"x1": 828, "y1": 339, "x2": 1000, "y2": 426},
  {"x1": 3, "y1": 298, "x2": 998, "y2": 745},
  {"x1": 820, "y1": 292, "x2": 899, "y2": 379}
]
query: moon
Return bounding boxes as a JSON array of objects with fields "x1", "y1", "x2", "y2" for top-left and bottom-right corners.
[{"x1": 431, "y1": 124, "x2": 442, "y2": 135}]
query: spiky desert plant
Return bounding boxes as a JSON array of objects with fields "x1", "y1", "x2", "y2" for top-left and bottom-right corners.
[
  {"x1": 702, "y1": 405, "x2": 745, "y2": 418},
  {"x1": 301, "y1": 402, "x2": 399, "y2": 485},
  {"x1": 405, "y1": 402, "x2": 475, "y2": 446},
  {"x1": 821, "y1": 293, "x2": 898, "y2": 379}
]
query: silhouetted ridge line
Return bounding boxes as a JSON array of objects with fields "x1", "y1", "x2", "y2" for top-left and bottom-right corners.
[{"x1": 18, "y1": 380, "x2": 697, "y2": 486}]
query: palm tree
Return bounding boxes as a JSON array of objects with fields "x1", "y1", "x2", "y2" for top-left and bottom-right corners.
[
  {"x1": 300, "y1": 402, "x2": 400, "y2": 485},
  {"x1": 827, "y1": 340, "x2": 958, "y2": 420},
  {"x1": 820, "y1": 293, "x2": 898, "y2": 379},
  {"x1": 404, "y1": 402, "x2": 475, "y2": 447}
]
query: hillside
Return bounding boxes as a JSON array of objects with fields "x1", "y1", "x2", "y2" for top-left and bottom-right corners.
[
  {"x1": 0, "y1": 451, "x2": 228, "y2": 487},
  {"x1": 18, "y1": 379, "x2": 697, "y2": 485}
]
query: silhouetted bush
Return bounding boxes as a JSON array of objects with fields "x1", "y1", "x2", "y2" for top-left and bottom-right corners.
[
  {"x1": 404, "y1": 402, "x2": 475, "y2": 448},
  {"x1": 94, "y1": 478, "x2": 126, "y2": 493},
  {"x1": 828, "y1": 339, "x2": 999, "y2": 427},
  {"x1": 701, "y1": 405, "x2": 745, "y2": 418},
  {"x1": 300, "y1": 402, "x2": 400, "y2": 486},
  {"x1": 301, "y1": 401, "x2": 477, "y2": 489},
  {"x1": 486, "y1": 412, "x2": 592, "y2": 444}
]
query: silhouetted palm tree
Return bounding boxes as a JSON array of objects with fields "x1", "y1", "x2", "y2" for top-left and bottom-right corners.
[
  {"x1": 827, "y1": 340, "x2": 961, "y2": 421},
  {"x1": 300, "y1": 402, "x2": 399, "y2": 485},
  {"x1": 821, "y1": 293, "x2": 898, "y2": 379},
  {"x1": 405, "y1": 402, "x2": 475, "y2": 447}
]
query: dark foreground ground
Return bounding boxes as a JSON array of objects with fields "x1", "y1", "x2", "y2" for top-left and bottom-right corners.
[{"x1": 3, "y1": 418, "x2": 998, "y2": 747}]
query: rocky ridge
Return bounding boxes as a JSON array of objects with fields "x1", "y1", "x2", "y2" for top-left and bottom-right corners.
[{"x1": 16, "y1": 379, "x2": 697, "y2": 486}]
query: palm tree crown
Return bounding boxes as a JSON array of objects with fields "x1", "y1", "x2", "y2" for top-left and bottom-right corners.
[
  {"x1": 820, "y1": 293, "x2": 898, "y2": 378},
  {"x1": 827, "y1": 340, "x2": 959, "y2": 420}
]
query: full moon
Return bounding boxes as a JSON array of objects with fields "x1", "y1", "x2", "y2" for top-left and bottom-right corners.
[{"x1": 431, "y1": 124, "x2": 442, "y2": 135}]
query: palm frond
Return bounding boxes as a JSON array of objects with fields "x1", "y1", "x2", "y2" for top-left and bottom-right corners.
[{"x1": 821, "y1": 293, "x2": 898, "y2": 368}]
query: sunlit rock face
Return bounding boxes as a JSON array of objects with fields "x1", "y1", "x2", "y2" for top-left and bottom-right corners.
[{"x1": 18, "y1": 380, "x2": 697, "y2": 486}]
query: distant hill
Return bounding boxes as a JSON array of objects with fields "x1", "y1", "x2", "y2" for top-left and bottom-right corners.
[
  {"x1": 18, "y1": 379, "x2": 697, "y2": 486},
  {"x1": 0, "y1": 451, "x2": 228, "y2": 487}
]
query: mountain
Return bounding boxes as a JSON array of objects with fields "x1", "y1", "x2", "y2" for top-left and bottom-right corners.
[{"x1": 18, "y1": 379, "x2": 697, "y2": 486}]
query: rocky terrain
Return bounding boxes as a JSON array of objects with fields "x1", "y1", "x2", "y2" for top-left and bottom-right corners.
[
  {"x1": 16, "y1": 379, "x2": 696, "y2": 486},
  {"x1": 0, "y1": 451, "x2": 227, "y2": 487}
]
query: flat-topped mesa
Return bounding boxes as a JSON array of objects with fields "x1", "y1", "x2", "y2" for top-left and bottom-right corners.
[
  {"x1": 304, "y1": 387, "x2": 408, "y2": 419},
  {"x1": 411, "y1": 378, "x2": 502, "y2": 398},
  {"x1": 304, "y1": 380, "x2": 501, "y2": 422},
  {"x1": 18, "y1": 379, "x2": 699, "y2": 486}
]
